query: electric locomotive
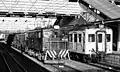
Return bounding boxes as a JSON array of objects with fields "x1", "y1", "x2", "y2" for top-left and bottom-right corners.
[
  {"x1": 12, "y1": 27, "x2": 70, "y2": 64},
  {"x1": 68, "y1": 24, "x2": 113, "y2": 62}
]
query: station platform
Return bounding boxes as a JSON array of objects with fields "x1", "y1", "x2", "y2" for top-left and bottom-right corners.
[
  {"x1": 64, "y1": 60, "x2": 103, "y2": 72},
  {"x1": 11, "y1": 46, "x2": 104, "y2": 72},
  {"x1": 11, "y1": 46, "x2": 59, "y2": 72}
]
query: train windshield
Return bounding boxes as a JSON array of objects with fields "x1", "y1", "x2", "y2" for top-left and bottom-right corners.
[
  {"x1": 98, "y1": 34, "x2": 102, "y2": 43},
  {"x1": 79, "y1": 34, "x2": 82, "y2": 42},
  {"x1": 106, "y1": 34, "x2": 111, "y2": 42},
  {"x1": 74, "y1": 34, "x2": 77, "y2": 42}
]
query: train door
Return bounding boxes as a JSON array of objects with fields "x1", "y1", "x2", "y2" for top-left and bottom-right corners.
[
  {"x1": 76, "y1": 33, "x2": 84, "y2": 52},
  {"x1": 96, "y1": 31, "x2": 106, "y2": 52},
  {"x1": 73, "y1": 33, "x2": 77, "y2": 50}
]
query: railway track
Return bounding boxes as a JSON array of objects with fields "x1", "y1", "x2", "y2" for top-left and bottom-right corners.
[
  {"x1": 0, "y1": 43, "x2": 27, "y2": 72},
  {"x1": 72, "y1": 58, "x2": 120, "y2": 72},
  {"x1": 99, "y1": 62, "x2": 120, "y2": 70},
  {"x1": 1, "y1": 52, "x2": 27, "y2": 72},
  {"x1": 2, "y1": 42, "x2": 80, "y2": 72},
  {"x1": 3, "y1": 41, "x2": 120, "y2": 72},
  {"x1": 88, "y1": 62, "x2": 120, "y2": 72},
  {"x1": 0, "y1": 43, "x2": 49, "y2": 72},
  {"x1": 0, "y1": 52, "x2": 11, "y2": 72},
  {"x1": 52, "y1": 64, "x2": 80, "y2": 72}
]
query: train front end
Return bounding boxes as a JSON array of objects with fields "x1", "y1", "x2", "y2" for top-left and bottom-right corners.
[
  {"x1": 42, "y1": 28, "x2": 70, "y2": 64},
  {"x1": 84, "y1": 27, "x2": 113, "y2": 62},
  {"x1": 85, "y1": 28, "x2": 113, "y2": 55}
]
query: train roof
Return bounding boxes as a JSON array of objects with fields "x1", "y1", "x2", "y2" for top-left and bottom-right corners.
[
  {"x1": 61, "y1": 24, "x2": 112, "y2": 32},
  {"x1": 68, "y1": 17, "x2": 86, "y2": 26},
  {"x1": 25, "y1": 27, "x2": 56, "y2": 33}
]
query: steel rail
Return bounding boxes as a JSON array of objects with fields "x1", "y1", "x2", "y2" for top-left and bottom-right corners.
[
  {"x1": 0, "y1": 43, "x2": 27, "y2": 72},
  {"x1": 51, "y1": 64, "x2": 80, "y2": 72},
  {"x1": 0, "y1": 52, "x2": 12, "y2": 72},
  {"x1": 89, "y1": 62, "x2": 120, "y2": 72}
]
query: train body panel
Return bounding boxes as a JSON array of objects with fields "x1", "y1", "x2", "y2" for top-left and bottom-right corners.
[
  {"x1": 12, "y1": 33, "x2": 26, "y2": 51},
  {"x1": 85, "y1": 28, "x2": 113, "y2": 54},
  {"x1": 68, "y1": 31, "x2": 85, "y2": 54},
  {"x1": 68, "y1": 28, "x2": 113, "y2": 54},
  {"x1": 12, "y1": 28, "x2": 70, "y2": 63},
  {"x1": 26, "y1": 30, "x2": 42, "y2": 51},
  {"x1": 42, "y1": 29, "x2": 54, "y2": 51},
  {"x1": 68, "y1": 26, "x2": 113, "y2": 62}
]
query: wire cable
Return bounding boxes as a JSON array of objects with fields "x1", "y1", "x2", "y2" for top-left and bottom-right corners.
[
  {"x1": 9, "y1": 0, "x2": 20, "y2": 12},
  {"x1": 28, "y1": 0, "x2": 38, "y2": 11},
  {"x1": 1, "y1": 0, "x2": 9, "y2": 11}
]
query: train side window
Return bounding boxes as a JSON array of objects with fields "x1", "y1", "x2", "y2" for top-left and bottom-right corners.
[
  {"x1": 29, "y1": 32, "x2": 32, "y2": 38},
  {"x1": 68, "y1": 34, "x2": 72, "y2": 42},
  {"x1": 25, "y1": 33, "x2": 28, "y2": 40},
  {"x1": 28, "y1": 33, "x2": 31, "y2": 38},
  {"x1": 98, "y1": 34, "x2": 102, "y2": 43},
  {"x1": 79, "y1": 34, "x2": 82, "y2": 42},
  {"x1": 88, "y1": 34, "x2": 95, "y2": 42},
  {"x1": 34, "y1": 32, "x2": 36, "y2": 38},
  {"x1": 74, "y1": 34, "x2": 77, "y2": 42},
  {"x1": 36, "y1": 33, "x2": 37, "y2": 37},
  {"x1": 38, "y1": 32, "x2": 41, "y2": 38},
  {"x1": 32, "y1": 32, "x2": 34, "y2": 38},
  {"x1": 106, "y1": 34, "x2": 110, "y2": 42},
  {"x1": 36, "y1": 32, "x2": 38, "y2": 38}
]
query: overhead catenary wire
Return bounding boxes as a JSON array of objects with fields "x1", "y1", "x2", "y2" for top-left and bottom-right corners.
[
  {"x1": 9, "y1": 0, "x2": 20, "y2": 12},
  {"x1": 1, "y1": 0, "x2": 9, "y2": 11},
  {"x1": 29, "y1": 0, "x2": 38, "y2": 11}
]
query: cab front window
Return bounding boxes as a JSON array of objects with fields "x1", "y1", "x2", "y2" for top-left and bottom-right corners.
[
  {"x1": 88, "y1": 34, "x2": 95, "y2": 42},
  {"x1": 106, "y1": 34, "x2": 111, "y2": 42},
  {"x1": 98, "y1": 34, "x2": 102, "y2": 43}
]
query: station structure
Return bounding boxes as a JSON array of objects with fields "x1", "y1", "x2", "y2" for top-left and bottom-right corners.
[{"x1": 0, "y1": 0, "x2": 120, "y2": 52}]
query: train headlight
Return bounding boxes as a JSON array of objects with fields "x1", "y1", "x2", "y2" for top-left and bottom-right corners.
[
  {"x1": 54, "y1": 25, "x2": 60, "y2": 29},
  {"x1": 109, "y1": 67, "x2": 112, "y2": 69},
  {"x1": 99, "y1": 24, "x2": 104, "y2": 29},
  {"x1": 35, "y1": 53, "x2": 39, "y2": 56}
]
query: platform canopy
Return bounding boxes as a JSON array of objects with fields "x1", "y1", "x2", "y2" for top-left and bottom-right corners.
[
  {"x1": 0, "y1": 0, "x2": 86, "y2": 33},
  {"x1": 0, "y1": 17, "x2": 56, "y2": 33},
  {"x1": 0, "y1": 0, "x2": 85, "y2": 16}
]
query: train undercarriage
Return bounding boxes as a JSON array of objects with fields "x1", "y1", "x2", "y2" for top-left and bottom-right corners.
[{"x1": 69, "y1": 51, "x2": 106, "y2": 63}]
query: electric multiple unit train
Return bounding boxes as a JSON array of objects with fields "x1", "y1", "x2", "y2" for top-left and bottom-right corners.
[{"x1": 67, "y1": 25, "x2": 113, "y2": 62}]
